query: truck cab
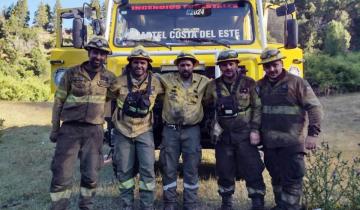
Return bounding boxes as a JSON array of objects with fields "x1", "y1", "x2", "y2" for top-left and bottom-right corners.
[{"x1": 51, "y1": 0, "x2": 303, "y2": 148}]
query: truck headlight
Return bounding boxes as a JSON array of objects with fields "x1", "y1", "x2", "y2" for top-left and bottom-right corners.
[
  {"x1": 54, "y1": 68, "x2": 67, "y2": 87},
  {"x1": 289, "y1": 66, "x2": 300, "y2": 77}
]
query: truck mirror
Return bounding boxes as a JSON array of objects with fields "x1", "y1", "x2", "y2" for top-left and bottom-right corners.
[
  {"x1": 92, "y1": 19, "x2": 105, "y2": 36},
  {"x1": 72, "y1": 17, "x2": 86, "y2": 48},
  {"x1": 84, "y1": 6, "x2": 93, "y2": 19},
  {"x1": 276, "y1": 3, "x2": 296, "y2": 16},
  {"x1": 285, "y1": 19, "x2": 298, "y2": 49}
]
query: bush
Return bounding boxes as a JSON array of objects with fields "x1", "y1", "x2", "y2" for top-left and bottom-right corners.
[
  {"x1": 305, "y1": 52, "x2": 360, "y2": 95},
  {"x1": 324, "y1": 20, "x2": 351, "y2": 56},
  {"x1": 0, "y1": 73, "x2": 49, "y2": 101},
  {"x1": 303, "y1": 142, "x2": 360, "y2": 209}
]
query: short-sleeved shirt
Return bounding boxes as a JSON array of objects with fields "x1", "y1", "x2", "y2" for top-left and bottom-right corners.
[{"x1": 159, "y1": 73, "x2": 209, "y2": 125}]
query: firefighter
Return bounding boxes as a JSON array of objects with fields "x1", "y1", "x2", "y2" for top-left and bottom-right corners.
[
  {"x1": 110, "y1": 45, "x2": 164, "y2": 210},
  {"x1": 158, "y1": 51, "x2": 209, "y2": 210},
  {"x1": 257, "y1": 48, "x2": 323, "y2": 210},
  {"x1": 49, "y1": 37, "x2": 115, "y2": 210},
  {"x1": 203, "y1": 50, "x2": 266, "y2": 210}
]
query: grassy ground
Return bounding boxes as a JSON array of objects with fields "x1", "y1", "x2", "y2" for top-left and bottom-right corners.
[{"x1": 0, "y1": 94, "x2": 359, "y2": 209}]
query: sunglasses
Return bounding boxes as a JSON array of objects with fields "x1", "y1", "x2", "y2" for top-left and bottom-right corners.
[
  {"x1": 132, "y1": 49, "x2": 150, "y2": 57},
  {"x1": 218, "y1": 50, "x2": 238, "y2": 60},
  {"x1": 93, "y1": 39, "x2": 108, "y2": 47},
  {"x1": 260, "y1": 49, "x2": 280, "y2": 59}
]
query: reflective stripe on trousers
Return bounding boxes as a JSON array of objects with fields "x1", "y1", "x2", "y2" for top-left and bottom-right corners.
[
  {"x1": 219, "y1": 185, "x2": 235, "y2": 194},
  {"x1": 50, "y1": 189, "x2": 72, "y2": 202},
  {"x1": 119, "y1": 178, "x2": 135, "y2": 190},
  {"x1": 80, "y1": 187, "x2": 95, "y2": 197},
  {"x1": 184, "y1": 182, "x2": 199, "y2": 190},
  {"x1": 139, "y1": 180, "x2": 156, "y2": 191},
  {"x1": 163, "y1": 181, "x2": 177, "y2": 191},
  {"x1": 247, "y1": 186, "x2": 265, "y2": 196}
]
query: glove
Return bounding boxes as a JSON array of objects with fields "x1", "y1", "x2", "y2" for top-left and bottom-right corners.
[
  {"x1": 210, "y1": 120, "x2": 223, "y2": 145},
  {"x1": 49, "y1": 130, "x2": 58, "y2": 143},
  {"x1": 250, "y1": 130, "x2": 261, "y2": 145}
]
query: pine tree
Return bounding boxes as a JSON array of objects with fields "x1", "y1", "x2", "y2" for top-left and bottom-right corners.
[
  {"x1": 15, "y1": 0, "x2": 29, "y2": 27},
  {"x1": 51, "y1": 0, "x2": 61, "y2": 32},
  {"x1": 33, "y1": 1, "x2": 49, "y2": 29}
]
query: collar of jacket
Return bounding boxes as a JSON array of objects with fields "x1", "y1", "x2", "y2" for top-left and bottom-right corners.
[
  {"x1": 175, "y1": 72, "x2": 200, "y2": 86},
  {"x1": 265, "y1": 69, "x2": 287, "y2": 86},
  {"x1": 82, "y1": 61, "x2": 105, "y2": 73}
]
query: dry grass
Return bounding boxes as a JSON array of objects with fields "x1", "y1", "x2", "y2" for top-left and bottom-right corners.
[{"x1": 0, "y1": 93, "x2": 359, "y2": 209}]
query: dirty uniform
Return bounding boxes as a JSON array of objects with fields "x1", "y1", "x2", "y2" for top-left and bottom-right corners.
[
  {"x1": 204, "y1": 73, "x2": 266, "y2": 205},
  {"x1": 158, "y1": 72, "x2": 209, "y2": 209},
  {"x1": 257, "y1": 70, "x2": 323, "y2": 210},
  {"x1": 50, "y1": 62, "x2": 115, "y2": 210},
  {"x1": 110, "y1": 71, "x2": 164, "y2": 209}
]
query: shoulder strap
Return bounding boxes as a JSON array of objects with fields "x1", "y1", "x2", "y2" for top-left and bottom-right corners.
[
  {"x1": 126, "y1": 72, "x2": 132, "y2": 92},
  {"x1": 215, "y1": 79, "x2": 223, "y2": 98},
  {"x1": 231, "y1": 74, "x2": 242, "y2": 95},
  {"x1": 194, "y1": 76, "x2": 203, "y2": 93},
  {"x1": 146, "y1": 73, "x2": 152, "y2": 95}
]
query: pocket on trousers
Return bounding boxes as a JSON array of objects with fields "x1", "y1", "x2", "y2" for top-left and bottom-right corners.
[{"x1": 289, "y1": 153, "x2": 305, "y2": 180}]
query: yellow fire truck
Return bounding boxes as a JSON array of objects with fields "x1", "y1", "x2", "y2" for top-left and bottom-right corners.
[{"x1": 50, "y1": 0, "x2": 303, "y2": 148}]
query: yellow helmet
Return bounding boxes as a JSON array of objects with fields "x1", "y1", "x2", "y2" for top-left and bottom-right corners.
[
  {"x1": 259, "y1": 48, "x2": 286, "y2": 65},
  {"x1": 216, "y1": 50, "x2": 240, "y2": 65},
  {"x1": 84, "y1": 37, "x2": 112, "y2": 55},
  {"x1": 127, "y1": 45, "x2": 153, "y2": 63},
  {"x1": 174, "y1": 51, "x2": 199, "y2": 66}
]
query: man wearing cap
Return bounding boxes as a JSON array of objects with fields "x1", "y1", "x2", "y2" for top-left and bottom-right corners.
[
  {"x1": 157, "y1": 51, "x2": 209, "y2": 210},
  {"x1": 110, "y1": 45, "x2": 164, "y2": 210},
  {"x1": 203, "y1": 49, "x2": 266, "y2": 210},
  {"x1": 49, "y1": 37, "x2": 115, "y2": 210},
  {"x1": 257, "y1": 48, "x2": 323, "y2": 210}
]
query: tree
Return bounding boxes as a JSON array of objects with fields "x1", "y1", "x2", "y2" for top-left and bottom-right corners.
[
  {"x1": 14, "y1": 0, "x2": 29, "y2": 27},
  {"x1": 324, "y1": 20, "x2": 351, "y2": 56},
  {"x1": 51, "y1": 0, "x2": 61, "y2": 32},
  {"x1": 33, "y1": 1, "x2": 49, "y2": 29},
  {"x1": 91, "y1": 0, "x2": 101, "y2": 9}
]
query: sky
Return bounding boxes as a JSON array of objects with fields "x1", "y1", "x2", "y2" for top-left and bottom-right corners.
[{"x1": 0, "y1": 0, "x2": 104, "y2": 24}]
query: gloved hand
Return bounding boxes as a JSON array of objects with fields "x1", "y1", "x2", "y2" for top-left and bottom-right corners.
[
  {"x1": 49, "y1": 130, "x2": 58, "y2": 143},
  {"x1": 250, "y1": 131, "x2": 261, "y2": 145},
  {"x1": 305, "y1": 135, "x2": 318, "y2": 150}
]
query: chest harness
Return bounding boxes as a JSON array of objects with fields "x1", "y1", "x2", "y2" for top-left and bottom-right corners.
[{"x1": 122, "y1": 73, "x2": 152, "y2": 118}]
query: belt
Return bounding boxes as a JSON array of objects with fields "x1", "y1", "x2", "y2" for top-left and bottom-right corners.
[{"x1": 164, "y1": 123, "x2": 196, "y2": 130}]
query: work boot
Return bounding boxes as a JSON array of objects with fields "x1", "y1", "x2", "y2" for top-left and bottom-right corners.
[
  {"x1": 272, "y1": 185, "x2": 282, "y2": 208},
  {"x1": 163, "y1": 203, "x2": 177, "y2": 210},
  {"x1": 142, "y1": 207, "x2": 154, "y2": 210},
  {"x1": 251, "y1": 195, "x2": 265, "y2": 210},
  {"x1": 121, "y1": 205, "x2": 134, "y2": 210},
  {"x1": 79, "y1": 196, "x2": 93, "y2": 210},
  {"x1": 50, "y1": 198, "x2": 70, "y2": 210},
  {"x1": 183, "y1": 203, "x2": 198, "y2": 210},
  {"x1": 220, "y1": 195, "x2": 233, "y2": 210}
]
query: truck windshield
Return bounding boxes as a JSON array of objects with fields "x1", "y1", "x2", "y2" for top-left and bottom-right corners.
[{"x1": 114, "y1": 1, "x2": 254, "y2": 47}]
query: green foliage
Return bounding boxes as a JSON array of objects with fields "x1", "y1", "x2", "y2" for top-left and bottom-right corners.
[
  {"x1": 0, "y1": 73, "x2": 49, "y2": 101},
  {"x1": 33, "y1": 1, "x2": 49, "y2": 29},
  {"x1": 303, "y1": 143, "x2": 360, "y2": 209},
  {"x1": 50, "y1": 0, "x2": 61, "y2": 32},
  {"x1": 305, "y1": 52, "x2": 360, "y2": 94},
  {"x1": 324, "y1": 20, "x2": 351, "y2": 55},
  {"x1": 270, "y1": 0, "x2": 359, "y2": 52}
]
